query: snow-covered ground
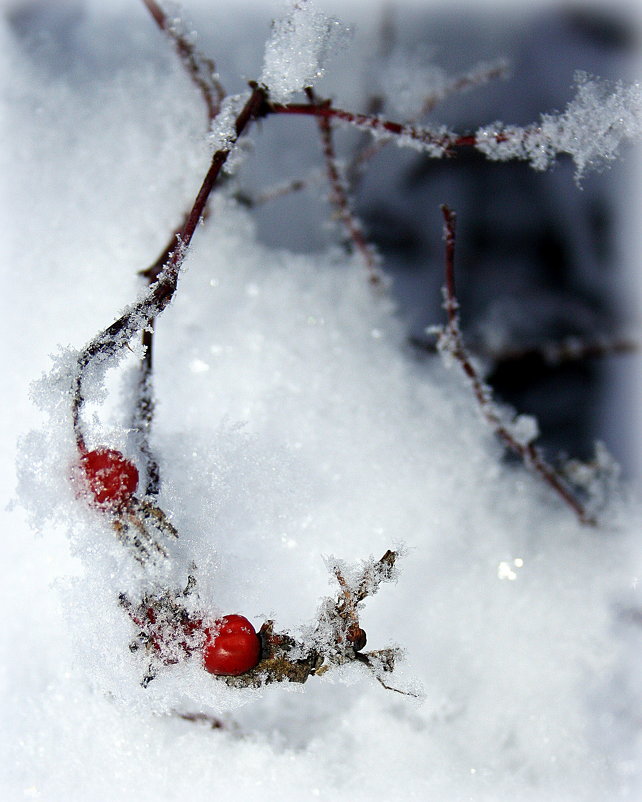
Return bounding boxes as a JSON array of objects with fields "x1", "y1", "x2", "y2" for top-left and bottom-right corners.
[{"x1": 2, "y1": 1, "x2": 641, "y2": 799}]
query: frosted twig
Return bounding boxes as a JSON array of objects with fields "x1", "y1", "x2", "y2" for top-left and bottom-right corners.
[
  {"x1": 129, "y1": 318, "x2": 160, "y2": 496},
  {"x1": 132, "y1": 0, "x2": 231, "y2": 490},
  {"x1": 486, "y1": 336, "x2": 639, "y2": 366},
  {"x1": 134, "y1": 0, "x2": 229, "y2": 488},
  {"x1": 234, "y1": 169, "x2": 324, "y2": 207},
  {"x1": 71, "y1": 85, "x2": 268, "y2": 452},
  {"x1": 419, "y1": 59, "x2": 509, "y2": 115},
  {"x1": 270, "y1": 72, "x2": 642, "y2": 176},
  {"x1": 270, "y1": 100, "x2": 457, "y2": 156},
  {"x1": 140, "y1": 0, "x2": 225, "y2": 122},
  {"x1": 332, "y1": 550, "x2": 397, "y2": 651},
  {"x1": 347, "y1": 58, "x2": 509, "y2": 183},
  {"x1": 343, "y1": 4, "x2": 394, "y2": 188},
  {"x1": 436, "y1": 205, "x2": 594, "y2": 526},
  {"x1": 305, "y1": 88, "x2": 382, "y2": 284}
]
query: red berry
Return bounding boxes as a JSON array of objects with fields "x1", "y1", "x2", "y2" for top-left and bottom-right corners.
[
  {"x1": 202, "y1": 614, "x2": 261, "y2": 676},
  {"x1": 80, "y1": 448, "x2": 139, "y2": 508}
]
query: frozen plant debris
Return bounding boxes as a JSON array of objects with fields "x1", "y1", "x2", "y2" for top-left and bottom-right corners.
[{"x1": 260, "y1": 0, "x2": 351, "y2": 103}]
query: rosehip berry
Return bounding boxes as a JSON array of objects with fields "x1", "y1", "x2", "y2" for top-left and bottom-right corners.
[
  {"x1": 347, "y1": 624, "x2": 367, "y2": 651},
  {"x1": 203, "y1": 614, "x2": 261, "y2": 676},
  {"x1": 80, "y1": 448, "x2": 139, "y2": 508}
]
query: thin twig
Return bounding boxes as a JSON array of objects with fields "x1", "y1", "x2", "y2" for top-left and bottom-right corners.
[
  {"x1": 419, "y1": 59, "x2": 509, "y2": 115},
  {"x1": 72, "y1": 85, "x2": 268, "y2": 452},
  {"x1": 271, "y1": 100, "x2": 460, "y2": 152},
  {"x1": 347, "y1": 58, "x2": 509, "y2": 184},
  {"x1": 234, "y1": 170, "x2": 324, "y2": 208},
  {"x1": 437, "y1": 205, "x2": 593, "y2": 525},
  {"x1": 305, "y1": 88, "x2": 382, "y2": 284},
  {"x1": 135, "y1": 0, "x2": 229, "y2": 488},
  {"x1": 141, "y1": 0, "x2": 225, "y2": 122}
]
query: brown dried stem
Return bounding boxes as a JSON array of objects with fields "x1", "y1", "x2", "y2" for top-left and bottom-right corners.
[{"x1": 437, "y1": 205, "x2": 593, "y2": 525}]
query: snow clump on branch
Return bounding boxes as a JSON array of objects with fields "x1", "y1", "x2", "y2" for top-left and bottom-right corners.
[
  {"x1": 260, "y1": 0, "x2": 351, "y2": 103},
  {"x1": 476, "y1": 71, "x2": 642, "y2": 179}
]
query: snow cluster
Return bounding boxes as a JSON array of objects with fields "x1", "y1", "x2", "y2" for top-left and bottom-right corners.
[
  {"x1": 207, "y1": 91, "x2": 251, "y2": 167},
  {"x1": 476, "y1": 72, "x2": 642, "y2": 179},
  {"x1": 2, "y1": 2, "x2": 642, "y2": 801},
  {"x1": 260, "y1": 0, "x2": 351, "y2": 103}
]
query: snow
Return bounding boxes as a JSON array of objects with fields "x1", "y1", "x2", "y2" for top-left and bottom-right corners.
[
  {"x1": 475, "y1": 72, "x2": 642, "y2": 179},
  {"x1": 2, "y1": 1, "x2": 642, "y2": 800},
  {"x1": 260, "y1": 0, "x2": 351, "y2": 103}
]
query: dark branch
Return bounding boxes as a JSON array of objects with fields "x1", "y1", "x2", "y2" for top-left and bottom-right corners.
[{"x1": 141, "y1": 0, "x2": 225, "y2": 122}]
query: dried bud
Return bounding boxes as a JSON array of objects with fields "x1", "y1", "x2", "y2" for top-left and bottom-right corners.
[{"x1": 347, "y1": 624, "x2": 367, "y2": 651}]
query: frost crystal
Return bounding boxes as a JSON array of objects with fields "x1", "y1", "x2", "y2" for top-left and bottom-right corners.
[
  {"x1": 208, "y1": 92, "x2": 249, "y2": 154},
  {"x1": 260, "y1": 0, "x2": 351, "y2": 103},
  {"x1": 545, "y1": 71, "x2": 642, "y2": 178},
  {"x1": 476, "y1": 72, "x2": 642, "y2": 179},
  {"x1": 503, "y1": 413, "x2": 539, "y2": 448}
]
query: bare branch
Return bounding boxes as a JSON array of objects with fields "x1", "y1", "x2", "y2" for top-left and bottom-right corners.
[
  {"x1": 436, "y1": 205, "x2": 594, "y2": 525},
  {"x1": 72, "y1": 85, "x2": 268, "y2": 452},
  {"x1": 305, "y1": 88, "x2": 382, "y2": 284},
  {"x1": 419, "y1": 59, "x2": 509, "y2": 115},
  {"x1": 140, "y1": 0, "x2": 225, "y2": 122}
]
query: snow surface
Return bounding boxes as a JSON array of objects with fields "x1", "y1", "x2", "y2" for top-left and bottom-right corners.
[{"x1": 2, "y1": 0, "x2": 642, "y2": 800}]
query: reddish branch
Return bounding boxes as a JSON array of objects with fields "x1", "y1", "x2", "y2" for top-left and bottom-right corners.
[
  {"x1": 132, "y1": 0, "x2": 227, "y2": 489},
  {"x1": 348, "y1": 59, "x2": 509, "y2": 184},
  {"x1": 72, "y1": 85, "x2": 268, "y2": 452},
  {"x1": 437, "y1": 205, "x2": 593, "y2": 526},
  {"x1": 305, "y1": 88, "x2": 381, "y2": 284},
  {"x1": 270, "y1": 100, "x2": 491, "y2": 153},
  {"x1": 70, "y1": 7, "x2": 609, "y2": 699},
  {"x1": 273, "y1": 100, "x2": 455, "y2": 146},
  {"x1": 419, "y1": 60, "x2": 509, "y2": 115},
  {"x1": 141, "y1": 0, "x2": 224, "y2": 122}
]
